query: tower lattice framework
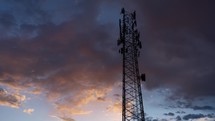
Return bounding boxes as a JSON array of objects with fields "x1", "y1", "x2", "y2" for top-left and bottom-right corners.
[{"x1": 117, "y1": 8, "x2": 145, "y2": 121}]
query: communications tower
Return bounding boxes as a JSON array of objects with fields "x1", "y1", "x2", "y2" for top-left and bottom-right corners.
[{"x1": 117, "y1": 8, "x2": 145, "y2": 121}]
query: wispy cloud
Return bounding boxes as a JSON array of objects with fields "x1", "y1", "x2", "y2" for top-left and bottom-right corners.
[
  {"x1": 59, "y1": 117, "x2": 75, "y2": 121},
  {"x1": 50, "y1": 115, "x2": 75, "y2": 121}
]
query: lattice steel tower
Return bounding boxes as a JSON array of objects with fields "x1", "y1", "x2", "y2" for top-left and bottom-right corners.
[{"x1": 117, "y1": 8, "x2": 145, "y2": 121}]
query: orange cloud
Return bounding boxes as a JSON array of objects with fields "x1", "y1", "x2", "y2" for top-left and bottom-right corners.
[
  {"x1": 23, "y1": 108, "x2": 35, "y2": 114},
  {"x1": 71, "y1": 88, "x2": 112, "y2": 107},
  {"x1": 0, "y1": 88, "x2": 26, "y2": 108},
  {"x1": 107, "y1": 101, "x2": 122, "y2": 113},
  {"x1": 30, "y1": 88, "x2": 41, "y2": 95},
  {"x1": 52, "y1": 87, "x2": 112, "y2": 118},
  {"x1": 55, "y1": 104, "x2": 92, "y2": 115}
]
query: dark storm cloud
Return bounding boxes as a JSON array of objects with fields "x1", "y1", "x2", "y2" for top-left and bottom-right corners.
[
  {"x1": 128, "y1": 0, "x2": 215, "y2": 101},
  {"x1": 0, "y1": 0, "x2": 119, "y2": 89}
]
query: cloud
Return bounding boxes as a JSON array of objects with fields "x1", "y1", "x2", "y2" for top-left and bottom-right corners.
[
  {"x1": 131, "y1": 0, "x2": 215, "y2": 100},
  {"x1": 176, "y1": 111, "x2": 186, "y2": 114},
  {"x1": 106, "y1": 101, "x2": 122, "y2": 113},
  {"x1": 59, "y1": 117, "x2": 75, "y2": 121},
  {"x1": 183, "y1": 114, "x2": 205, "y2": 120},
  {"x1": 0, "y1": 12, "x2": 16, "y2": 28},
  {"x1": 0, "y1": 0, "x2": 120, "y2": 119},
  {"x1": 192, "y1": 106, "x2": 215, "y2": 111},
  {"x1": 145, "y1": 117, "x2": 172, "y2": 121},
  {"x1": 0, "y1": 88, "x2": 26, "y2": 108},
  {"x1": 145, "y1": 113, "x2": 180, "y2": 121},
  {"x1": 194, "y1": 117, "x2": 215, "y2": 121},
  {"x1": 50, "y1": 115, "x2": 75, "y2": 121},
  {"x1": 56, "y1": 105, "x2": 92, "y2": 115},
  {"x1": 183, "y1": 113, "x2": 215, "y2": 120},
  {"x1": 23, "y1": 108, "x2": 35, "y2": 114},
  {"x1": 0, "y1": 0, "x2": 215, "y2": 120},
  {"x1": 169, "y1": 100, "x2": 215, "y2": 111},
  {"x1": 52, "y1": 88, "x2": 112, "y2": 116},
  {"x1": 145, "y1": 116, "x2": 152, "y2": 121},
  {"x1": 29, "y1": 88, "x2": 41, "y2": 95},
  {"x1": 176, "y1": 116, "x2": 181, "y2": 121},
  {"x1": 164, "y1": 112, "x2": 174, "y2": 116}
]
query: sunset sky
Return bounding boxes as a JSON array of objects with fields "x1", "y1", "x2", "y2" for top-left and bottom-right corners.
[{"x1": 0, "y1": 0, "x2": 215, "y2": 121}]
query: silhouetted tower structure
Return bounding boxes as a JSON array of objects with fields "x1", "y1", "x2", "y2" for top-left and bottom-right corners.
[{"x1": 117, "y1": 8, "x2": 145, "y2": 121}]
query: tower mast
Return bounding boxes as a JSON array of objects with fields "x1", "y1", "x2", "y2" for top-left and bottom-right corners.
[{"x1": 117, "y1": 8, "x2": 145, "y2": 121}]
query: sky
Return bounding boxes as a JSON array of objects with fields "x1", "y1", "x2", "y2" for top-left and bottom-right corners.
[{"x1": 0, "y1": 0, "x2": 215, "y2": 121}]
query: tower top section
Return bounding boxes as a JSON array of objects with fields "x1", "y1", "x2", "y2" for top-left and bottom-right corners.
[{"x1": 117, "y1": 8, "x2": 142, "y2": 56}]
